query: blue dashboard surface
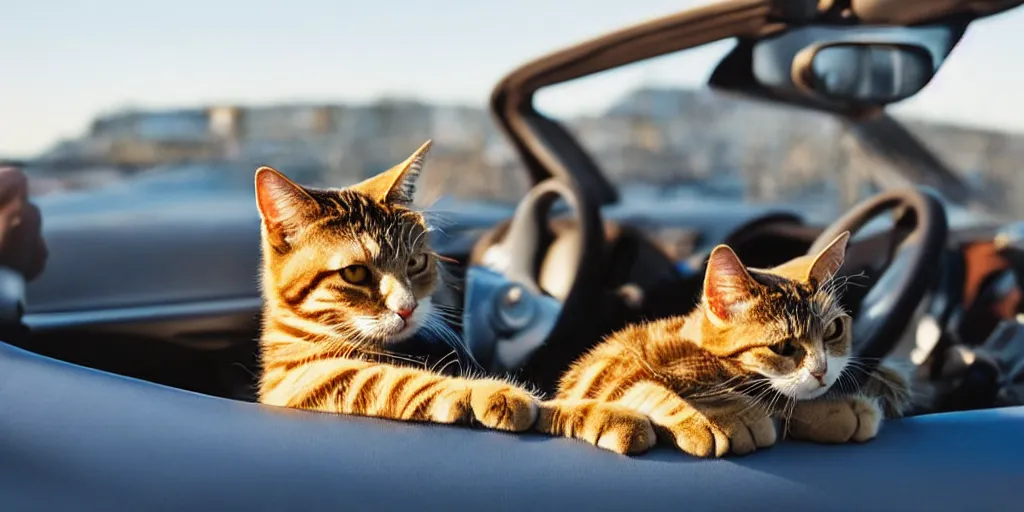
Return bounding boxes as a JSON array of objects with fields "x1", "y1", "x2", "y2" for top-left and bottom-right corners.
[{"x1": 1, "y1": 341, "x2": 1022, "y2": 511}]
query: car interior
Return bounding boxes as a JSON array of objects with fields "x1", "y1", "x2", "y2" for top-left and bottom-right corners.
[{"x1": 4, "y1": 1, "x2": 1024, "y2": 510}]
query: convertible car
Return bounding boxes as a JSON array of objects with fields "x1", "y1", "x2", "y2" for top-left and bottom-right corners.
[{"x1": 5, "y1": 0, "x2": 1024, "y2": 510}]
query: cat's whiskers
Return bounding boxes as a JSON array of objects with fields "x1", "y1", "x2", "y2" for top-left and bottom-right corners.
[
  {"x1": 778, "y1": 395, "x2": 798, "y2": 440},
  {"x1": 319, "y1": 322, "x2": 433, "y2": 368},
  {"x1": 298, "y1": 305, "x2": 473, "y2": 373},
  {"x1": 764, "y1": 382, "x2": 786, "y2": 413},
  {"x1": 820, "y1": 271, "x2": 868, "y2": 298},
  {"x1": 429, "y1": 313, "x2": 464, "y2": 327},
  {"x1": 845, "y1": 362, "x2": 917, "y2": 402},
  {"x1": 410, "y1": 226, "x2": 430, "y2": 250},
  {"x1": 848, "y1": 356, "x2": 916, "y2": 378},
  {"x1": 429, "y1": 349, "x2": 465, "y2": 376},
  {"x1": 431, "y1": 303, "x2": 465, "y2": 322},
  {"x1": 432, "y1": 259, "x2": 465, "y2": 295},
  {"x1": 419, "y1": 313, "x2": 484, "y2": 374},
  {"x1": 843, "y1": 359, "x2": 901, "y2": 385},
  {"x1": 430, "y1": 306, "x2": 463, "y2": 318},
  {"x1": 836, "y1": 367, "x2": 856, "y2": 395},
  {"x1": 685, "y1": 377, "x2": 782, "y2": 422},
  {"x1": 683, "y1": 374, "x2": 753, "y2": 400},
  {"x1": 731, "y1": 381, "x2": 779, "y2": 418},
  {"x1": 421, "y1": 210, "x2": 455, "y2": 234}
]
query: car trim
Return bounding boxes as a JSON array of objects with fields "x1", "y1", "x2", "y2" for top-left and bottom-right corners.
[{"x1": 23, "y1": 296, "x2": 262, "y2": 331}]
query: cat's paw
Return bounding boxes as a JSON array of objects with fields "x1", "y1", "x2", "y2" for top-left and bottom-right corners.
[
  {"x1": 668, "y1": 409, "x2": 777, "y2": 458},
  {"x1": 427, "y1": 386, "x2": 473, "y2": 424},
  {"x1": 589, "y1": 405, "x2": 658, "y2": 455},
  {"x1": 469, "y1": 381, "x2": 538, "y2": 432},
  {"x1": 536, "y1": 400, "x2": 657, "y2": 455},
  {"x1": 577, "y1": 404, "x2": 657, "y2": 455},
  {"x1": 787, "y1": 395, "x2": 882, "y2": 444},
  {"x1": 731, "y1": 412, "x2": 778, "y2": 454}
]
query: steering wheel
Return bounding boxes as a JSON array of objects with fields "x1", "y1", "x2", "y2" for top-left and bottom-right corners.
[
  {"x1": 462, "y1": 178, "x2": 606, "y2": 392},
  {"x1": 809, "y1": 187, "x2": 948, "y2": 368}
]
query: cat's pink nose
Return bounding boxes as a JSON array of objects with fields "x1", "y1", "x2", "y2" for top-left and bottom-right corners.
[
  {"x1": 395, "y1": 306, "x2": 416, "y2": 320},
  {"x1": 810, "y1": 369, "x2": 826, "y2": 385}
]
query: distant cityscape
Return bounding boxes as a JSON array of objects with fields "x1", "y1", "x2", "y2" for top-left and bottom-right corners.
[{"x1": 13, "y1": 86, "x2": 1024, "y2": 219}]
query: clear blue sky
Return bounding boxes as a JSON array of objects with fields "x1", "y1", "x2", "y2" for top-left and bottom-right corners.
[{"x1": 3, "y1": 0, "x2": 1023, "y2": 157}]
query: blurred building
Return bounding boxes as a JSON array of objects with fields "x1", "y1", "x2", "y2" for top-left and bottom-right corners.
[{"x1": 24, "y1": 88, "x2": 1024, "y2": 217}]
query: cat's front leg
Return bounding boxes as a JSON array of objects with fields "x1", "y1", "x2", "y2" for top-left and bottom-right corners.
[
  {"x1": 267, "y1": 359, "x2": 539, "y2": 433},
  {"x1": 617, "y1": 381, "x2": 776, "y2": 458},
  {"x1": 535, "y1": 399, "x2": 658, "y2": 455},
  {"x1": 784, "y1": 394, "x2": 883, "y2": 444}
]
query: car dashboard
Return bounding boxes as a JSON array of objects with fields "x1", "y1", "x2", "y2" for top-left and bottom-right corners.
[{"x1": 12, "y1": 189, "x2": 1024, "y2": 409}]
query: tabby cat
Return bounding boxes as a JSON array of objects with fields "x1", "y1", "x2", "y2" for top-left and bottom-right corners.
[
  {"x1": 255, "y1": 140, "x2": 539, "y2": 432},
  {"x1": 535, "y1": 232, "x2": 912, "y2": 456}
]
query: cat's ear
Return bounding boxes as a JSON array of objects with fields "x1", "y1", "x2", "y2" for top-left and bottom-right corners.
[
  {"x1": 255, "y1": 166, "x2": 316, "y2": 249},
  {"x1": 703, "y1": 245, "x2": 759, "y2": 326},
  {"x1": 807, "y1": 231, "x2": 850, "y2": 286},
  {"x1": 350, "y1": 140, "x2": 431, "y2": 206}
]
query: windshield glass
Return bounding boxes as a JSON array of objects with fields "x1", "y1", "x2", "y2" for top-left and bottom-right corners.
[
  {"x1": 537, "y1": 40, "x2": 856, "y2": 224},
  {"x1": 534, "y1": 14, "x2": 1024, "y2": 225},
  {"x1": 3, "y1": 3, "x2": 1022, "y2": 225}
]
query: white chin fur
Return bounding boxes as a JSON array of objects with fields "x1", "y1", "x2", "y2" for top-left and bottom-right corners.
[
  {"x1": 768, "y1": 355, "x2": 849, "y2": 400},
  {"x1": 350, "y1": 298, "x2": 434, "y2": 344}
]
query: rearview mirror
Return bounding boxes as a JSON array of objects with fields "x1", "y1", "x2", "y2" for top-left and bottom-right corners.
[
  {"x1": 798, "y1": 43, "x2": 933, "y2": 104},
  {"x1": 749, "y1": 23, "x2": 965, "y2": 110}
]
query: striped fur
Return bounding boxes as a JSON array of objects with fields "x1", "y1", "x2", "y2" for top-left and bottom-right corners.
[
  {"x1": 536, "y1": 233, "x2": 912, "y2": 456},
  {"x1": 255, "y1": 140, "x2": 538, "y2": 432}
]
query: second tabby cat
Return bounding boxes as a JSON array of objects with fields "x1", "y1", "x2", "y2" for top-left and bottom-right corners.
[{"x1": 535, "y1": 232, "x2": 912, "y2": 456}]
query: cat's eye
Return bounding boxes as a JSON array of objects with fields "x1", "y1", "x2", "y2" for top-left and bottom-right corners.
[
  {"x1": 407, "y1": 254, "x2": 429, "y2": 276},
  {"x1": 824, "y1": 317, "x2": 845, "y2": 341},
  {"x1": 340, "y1": 265, "x2": 371, "y2": 285},
  {"x1": 769, "y1": 340, "x2": 798, "y2": 357}
]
